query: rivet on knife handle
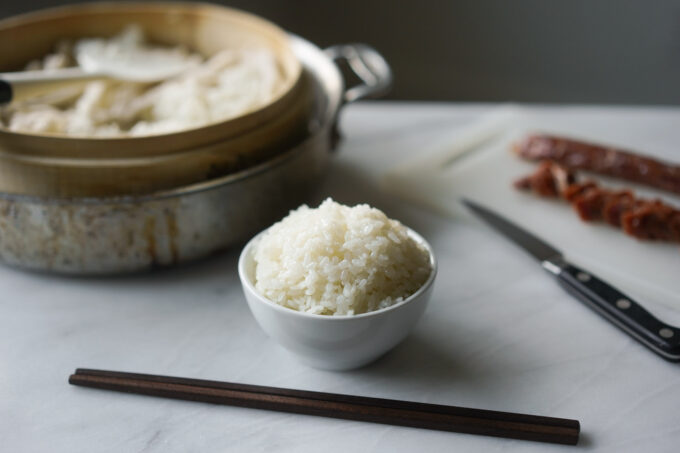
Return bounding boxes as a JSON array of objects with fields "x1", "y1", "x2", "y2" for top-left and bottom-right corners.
[{"x1": 545, "y1": 258, "x2": 680, "y2": 362}]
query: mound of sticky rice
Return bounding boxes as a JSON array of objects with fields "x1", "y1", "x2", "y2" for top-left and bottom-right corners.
[{"x1": 253, "y1": 198, "x2": 432, "y2": 316}]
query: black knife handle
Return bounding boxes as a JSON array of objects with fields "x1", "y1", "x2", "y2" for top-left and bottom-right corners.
[
  {"x1": 544, "y1": 259, "x2": 680, "y2": 362},
  {"x1": 0, "y1": 79, "x2": 11, "y2": 104}
]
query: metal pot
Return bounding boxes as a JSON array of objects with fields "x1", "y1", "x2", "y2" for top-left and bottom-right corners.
[{"x1": 0, "y1": 37, "x2": 392, "y2": 274}]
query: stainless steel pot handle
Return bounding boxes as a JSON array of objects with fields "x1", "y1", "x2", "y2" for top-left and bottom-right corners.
[{"x1": 324, "y1": 44, "x2": 392, "y2": 103}]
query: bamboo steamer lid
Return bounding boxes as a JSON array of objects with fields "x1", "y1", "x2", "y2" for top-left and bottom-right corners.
[{"x1": 0, "y1": 2, "x2": 313, "y2": 196}]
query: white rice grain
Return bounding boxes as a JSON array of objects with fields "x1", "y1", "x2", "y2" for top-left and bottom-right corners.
[{"x1": 253, "y1": 199, "x2": 431, "y2": 316}]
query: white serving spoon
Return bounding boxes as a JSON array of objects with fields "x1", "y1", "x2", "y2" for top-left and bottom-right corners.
[{"x1": 0, "y1": 38, "x2": 199, "y2": 104}]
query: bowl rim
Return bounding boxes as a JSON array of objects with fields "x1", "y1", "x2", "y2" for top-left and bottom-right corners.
[{"x1": 238, "y1": 222, "x2": 437, "y2": 321}]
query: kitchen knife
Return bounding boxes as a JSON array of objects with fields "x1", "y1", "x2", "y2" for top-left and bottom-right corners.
[{"x1": 462, "y1": 199, "x2": 680, "y2": 362}]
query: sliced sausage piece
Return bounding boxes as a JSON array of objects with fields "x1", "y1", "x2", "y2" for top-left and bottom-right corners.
[
  {"x1": 622, "y1": 201, "x2": 680, "y2": 241},
  {"x1": 602, "y1": 191, "x2": 635, "y2": 227},
  {"x1": 513, "y1": 161, "x2": 575, "y2": 197}
]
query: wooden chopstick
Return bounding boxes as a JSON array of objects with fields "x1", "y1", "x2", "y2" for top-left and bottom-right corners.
[{"x1": 69, "y1": 368, "x2": 580, "y2": 445}]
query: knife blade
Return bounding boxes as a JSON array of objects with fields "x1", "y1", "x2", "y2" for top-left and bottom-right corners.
[{"x1": 462, "y1": 198, "x2": 680, "y2": 362}]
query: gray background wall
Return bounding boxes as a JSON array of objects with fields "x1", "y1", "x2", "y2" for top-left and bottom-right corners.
[{"x1": 2, "y1": 0, "x2": 679, "y2": 104}]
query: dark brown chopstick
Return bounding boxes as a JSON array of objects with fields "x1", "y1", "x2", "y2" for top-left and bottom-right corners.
[{"x1": 69, "y1": 368, "x2": 580, "y2": 445}]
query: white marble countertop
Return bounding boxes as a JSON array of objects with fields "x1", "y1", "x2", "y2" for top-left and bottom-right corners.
[{"x1": 2, "y1": 102, "x2": 679, "y2": 452}]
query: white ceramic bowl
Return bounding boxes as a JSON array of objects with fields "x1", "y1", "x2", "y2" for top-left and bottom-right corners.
[{"x1": 238, "y1": 227, "x2": 437, "y2": 371}]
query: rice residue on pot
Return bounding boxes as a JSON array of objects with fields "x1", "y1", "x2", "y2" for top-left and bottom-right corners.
[{"x1": 253, "y1": 199, "x2": 432, "y2": 316}]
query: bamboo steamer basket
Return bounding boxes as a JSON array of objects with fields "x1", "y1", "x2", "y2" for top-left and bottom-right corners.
[{"x1": 0, "y1": 2, "x2": 312, "y2": 196}]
